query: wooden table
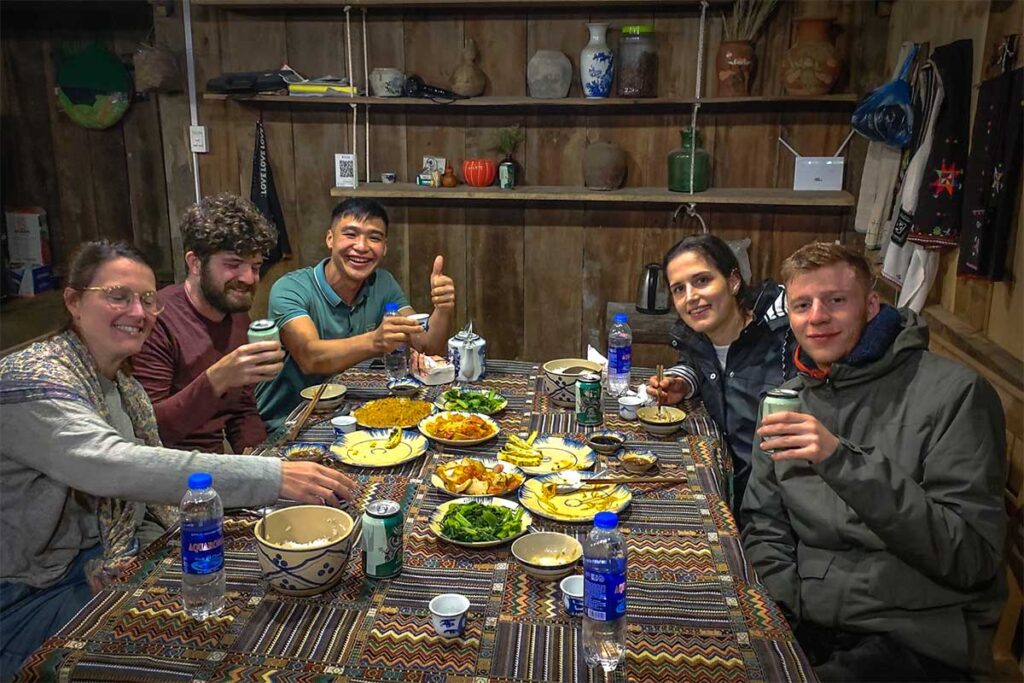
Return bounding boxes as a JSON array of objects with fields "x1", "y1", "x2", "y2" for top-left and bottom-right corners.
[{"x1": 17, "y1": 360, "x2": 814, "y2": 682}]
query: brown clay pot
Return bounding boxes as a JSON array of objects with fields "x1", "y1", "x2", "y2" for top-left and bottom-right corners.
[
  {"x1": 716, "y1": 41, "x2": 755, "y2": 97},
  {"x1": 583, "y1": 142, "x2": 627, "y2": 191},
  {"x1": 781, "y1": 18, "x2": 841, "y2": 96}
]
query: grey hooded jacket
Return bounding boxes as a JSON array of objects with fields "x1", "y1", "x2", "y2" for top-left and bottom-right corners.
[{"x1": 741, "y1": 310, "x2": 1006, "y2": 675}]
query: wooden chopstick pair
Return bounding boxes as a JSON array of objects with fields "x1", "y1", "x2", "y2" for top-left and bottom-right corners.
[
  {"x1": 285, "y1": 383, "x2": 329, "y2": 443},
  {"x1": 656, "y1": 364, "x2": 664, "y2": 416},
  {"x1": 587, "y1": 475, "x2": 688, "y2": 485}
]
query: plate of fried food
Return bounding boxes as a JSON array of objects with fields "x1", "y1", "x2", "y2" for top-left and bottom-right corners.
[
  {"x1": 518, "y1": 472, "x2": 631, "y2": 523},
  {"x1": 497, "y1": 431, "x2": 597, "y2": 475},
  {"x1": 353, "y1": 397, "x2": 435, "y2": 429},
  {"x1": 418, "y1": 411, "x2": 499, "y2": 446},
  {"x1": 330, "y1": 427, "x2": 428, "y2": 467},
  {"x1": 431, "y1": 457, "x2": 525, "y2": 497}
]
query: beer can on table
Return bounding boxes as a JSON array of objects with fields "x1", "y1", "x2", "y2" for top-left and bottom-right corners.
[
  {"x1": 247, "y1": 319, "x2": 280, "y2": 345},
  {"x1": 575, "y1": 373, "x2": 603, "y2": 426},
  {"x1": 758, "y1": 388, "x2": 801, "y2": 454},
  {"x1": 361, "y1": 500, "x2": 403, "y2": 579}
]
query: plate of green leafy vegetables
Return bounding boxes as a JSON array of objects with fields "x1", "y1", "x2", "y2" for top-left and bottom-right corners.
[
  {"x1": 428, "y1": 497, "x2": 531, "y2": 548},
  {"x1": 435, "y1": 388, "x2": 508, "y2": 415}
]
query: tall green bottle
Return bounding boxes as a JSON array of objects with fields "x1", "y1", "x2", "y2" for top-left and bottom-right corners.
[{"x1": 667, "y1": 128, "x2": 710, "y2": 193}]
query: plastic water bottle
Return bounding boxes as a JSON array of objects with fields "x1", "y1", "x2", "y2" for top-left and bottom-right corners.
[
  {"x1": 607, "y1": 313, "x2": 633, "y2": 397},
  {"x1": 382, "y1": 302, "x2": 409, "y2": 380},
  {"x1": 180, "y1": 472, "x2": 225, "y2": 620},
  {"x1": 583, "y1": 511, "x2": 628, "y2": 672}
]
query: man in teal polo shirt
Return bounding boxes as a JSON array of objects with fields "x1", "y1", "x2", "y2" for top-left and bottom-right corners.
[{"x1": 255, "y1": 198, "x2": 455, "y2": 427}]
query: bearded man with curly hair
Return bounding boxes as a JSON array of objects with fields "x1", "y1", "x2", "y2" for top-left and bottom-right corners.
[{"x1": 134, "y1": 194, "x2": 285, "y2": 452}]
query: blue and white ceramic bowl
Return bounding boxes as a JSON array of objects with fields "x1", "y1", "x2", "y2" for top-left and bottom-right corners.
[
  {"x1": 541, "y1": 358, "x2": 603, "y2": 408},
  {"x1": 282, "y1": 442, "x2": 329, "y2": 463},
  {"x1": 387, "y1": 377, "x2": 422, "y2": 397},
  {"x1": 428, "y1": 593, "x2": 470, "y2": 637},
  {"x1": 254, "y1": 506, "x2": 355, "y2": 597}
]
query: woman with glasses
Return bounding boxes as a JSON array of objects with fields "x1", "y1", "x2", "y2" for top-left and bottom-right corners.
[{"x1": 0, "y1": 241, "x2": 358, "y2": 675}]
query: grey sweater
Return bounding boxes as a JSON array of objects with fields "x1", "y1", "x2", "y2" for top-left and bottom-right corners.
[{"x1": 1, "y1": 376, "x2": 281, "y2": 589}]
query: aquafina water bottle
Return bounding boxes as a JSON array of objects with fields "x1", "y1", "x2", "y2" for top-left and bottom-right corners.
[
  {"x1": 180, "y1": 472, "x2": 225, "y2": 620},
  {"x1": 607, "y1": 313, "x2": 633, "y2": 396},
  {"x1": 583, "y1": 511, "x2": 628, "y2": 672},
  {"x1": 382, "y1": 302, "x2": 409, "y2": 380}
]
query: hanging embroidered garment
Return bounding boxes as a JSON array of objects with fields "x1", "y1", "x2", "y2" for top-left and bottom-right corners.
[{"x1": 957, "y1": 67, "x2": 1023, "y2": 281}]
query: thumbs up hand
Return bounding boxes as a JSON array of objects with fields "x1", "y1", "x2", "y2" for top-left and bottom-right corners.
[{"x1": 429, "y1": 255, "x2": 455, "y2": 312}]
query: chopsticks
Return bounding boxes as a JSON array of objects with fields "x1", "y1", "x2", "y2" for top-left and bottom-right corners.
[
  {"x1": 588, "y1": 475, "x2": 688, "y2": 485},
  {"x1": 285, "y1": 383, "x2": 328, "y2": 443},
  {"x1": 656, "y1": 364, "x2": 664, "y2": 416}
]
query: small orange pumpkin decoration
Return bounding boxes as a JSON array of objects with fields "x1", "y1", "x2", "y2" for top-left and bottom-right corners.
[{"x1": 462, "y1": 159, "x2": 497, "y2": 187}]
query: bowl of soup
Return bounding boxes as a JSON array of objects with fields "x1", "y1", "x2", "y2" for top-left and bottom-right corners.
[
  {"x1": 636, "y1": 405, "x2": 686, "y2": 436},
  {"x1": 254, "y1": 506, "x2": 355, "y2": 596},
  {"x1": 511, "y1": 532, "x2": 583, "y2": 581}
]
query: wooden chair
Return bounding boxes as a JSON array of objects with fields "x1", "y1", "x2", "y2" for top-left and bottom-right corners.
[{"x1": 992, "y1": 436, "x2": 1024, "y2": 682}]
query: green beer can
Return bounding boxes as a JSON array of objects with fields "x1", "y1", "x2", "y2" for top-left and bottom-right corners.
[
  {"x1": 575, "y1": 373, "x2": 603, "y2": 426},
  {"x1": 758, "y1": 388, "x2": 800, "y2": 454},
  {"x1": 247, "y1": 319, "x2": 280, "y2": 345},
  {"x1": 362, "y1": 499, "x2": 403, "y2": 579}
]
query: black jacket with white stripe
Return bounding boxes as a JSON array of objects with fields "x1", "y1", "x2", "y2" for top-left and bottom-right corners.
[{"x1": 667, "y1": 279, "x2": 795, "y2": 512}]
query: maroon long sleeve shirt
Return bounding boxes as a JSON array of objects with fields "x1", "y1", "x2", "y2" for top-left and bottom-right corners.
[{"x1": 134, "y1": 283, "x2": 267, "y2": 453}]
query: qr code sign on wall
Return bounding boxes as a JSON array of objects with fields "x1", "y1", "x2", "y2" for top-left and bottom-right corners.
[{"x1": 335, "y1": 153, "x2": 358, "y2": 188}]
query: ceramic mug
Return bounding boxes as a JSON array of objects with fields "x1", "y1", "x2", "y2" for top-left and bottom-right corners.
[
  {"x1": 429, "y1": 593, "x2": 470, "y2": 637},
  {"x1": 380, "y1": 172, "x2": 397, "y2": 184},
  {"x1": 617, "y1": 395, "x2": 645, "y2": 421},
  {"x1": 331, "y1": 415, "x2": 357, "y2": 437},
  {"x1": 560, "y1": 575, "x2": 584, "y2": 616}
]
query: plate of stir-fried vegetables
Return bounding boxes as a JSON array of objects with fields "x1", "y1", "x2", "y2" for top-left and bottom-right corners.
[{"x1": 429, "y1": 498, "x2": 532, "y2": 548}]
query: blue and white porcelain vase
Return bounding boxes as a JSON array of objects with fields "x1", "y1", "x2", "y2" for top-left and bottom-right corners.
[{"x1": 580, "y1": 23, "x2": 614, "y2": 98}]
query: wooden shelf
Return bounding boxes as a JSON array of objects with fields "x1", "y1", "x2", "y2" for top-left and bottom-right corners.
[
  {"x1": 205, "y1": 93, "x2": 858, "y2": 109},
  {"x1": 194, "y1": 0, "x2": 721, "y2": 7},
  {"x1": 328, "y1": 183, "x2": 855, "y2": 208}
]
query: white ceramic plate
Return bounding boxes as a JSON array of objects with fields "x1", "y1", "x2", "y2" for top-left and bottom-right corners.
[
  {"x1": 330, "y1": 429, "x2": 428, "y2": 467},
  {"x1": 429, "y1": 496, "x2": 532, "y2": 548},
  {"x1": 430, "y1": 457, "x2": 525, "y2": 498},
  {"x1": 419, "y1": 411, "x2": 500, "y2": 447}
]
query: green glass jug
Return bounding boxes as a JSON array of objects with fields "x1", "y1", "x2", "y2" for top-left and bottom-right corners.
[{"x1": 667, "y1": 128, "x2": 710, "y2": 193}]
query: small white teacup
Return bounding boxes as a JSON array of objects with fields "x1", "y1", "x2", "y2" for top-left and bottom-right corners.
[
  {"x1": 559, "y1": 575, "x2": 584, "y2": 616},
  {"x1": 429, "y1": 593, "x2": 470, "y2": 637},
  {"x1": 331, "y1": 415, "x2": 357, "y2": 437},
  {"x1": 408, "y1": 313, "x2": 430, "y2": 332},
  {"x1": 380, "y1": 172, "x2": 397, "y2": 184},
  {"x1": 617, "y1": 395, "x2": 645, "y2": 421}
]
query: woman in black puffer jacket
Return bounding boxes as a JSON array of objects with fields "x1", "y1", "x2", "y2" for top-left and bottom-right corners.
[{"x1": 647, "y1": 234, "x2": 795, "y2": 520}]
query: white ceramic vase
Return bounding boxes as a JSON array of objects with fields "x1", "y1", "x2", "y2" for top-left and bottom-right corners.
[{"x1": 580, "y1": 23, "x2": 613, "y2": 98}]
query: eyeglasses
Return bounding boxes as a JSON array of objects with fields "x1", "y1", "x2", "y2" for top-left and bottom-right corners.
[{"x1": 78, "y1": 286, "x2": 164, "y2": 315}]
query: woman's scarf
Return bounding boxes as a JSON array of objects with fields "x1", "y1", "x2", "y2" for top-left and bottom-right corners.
[{"x1": 0, "y1": 330, "x2": 163, "y2": 586}]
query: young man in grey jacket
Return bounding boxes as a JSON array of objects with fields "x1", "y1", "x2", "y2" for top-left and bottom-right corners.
[{"x1": 741, "y1": 242, "x2": 1006, "y2": 681}]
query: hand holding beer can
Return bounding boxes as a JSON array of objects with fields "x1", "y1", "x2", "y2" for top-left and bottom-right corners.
[{"x1": 758, "y1": 388, "x2": 801, "y2": 455}]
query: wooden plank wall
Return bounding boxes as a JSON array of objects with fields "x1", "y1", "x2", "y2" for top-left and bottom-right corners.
[
  {"x1": 882, "y1": 0, "x2": 1024, "y2": 363},
  {"x1": 179, "y1": 0, "x2": 887, "y2": 366},
  {"x1": 0, "y1": 2, "x2": 176, "y2": 283}
]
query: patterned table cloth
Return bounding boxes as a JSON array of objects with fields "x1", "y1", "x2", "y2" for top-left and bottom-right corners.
[{"x1": 18, "y1": 360, "x2": 814, "y2": 683}]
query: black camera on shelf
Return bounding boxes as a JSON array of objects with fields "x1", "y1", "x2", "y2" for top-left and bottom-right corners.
[{"x1": 402, "y1": 75, "x2": 466, "y2": 101}]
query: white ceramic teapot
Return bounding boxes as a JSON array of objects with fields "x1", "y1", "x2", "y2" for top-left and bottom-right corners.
[{"x1": 447, "y1": 321, "x2": 486, "y2": 383}]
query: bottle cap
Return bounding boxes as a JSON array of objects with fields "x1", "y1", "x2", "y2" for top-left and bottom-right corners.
[
  {"x1": 188, "y1": 472, "x2": 213, "y2": 490},
  {"x1": 384, "y1": 302, "x2": 400, "y2": 313},
  {"x1": 594, "y1": 511, "x2": 618, "y2": 529},
  {"x1": 613, "y1": 313, "x2": 628, "y2": 324}
]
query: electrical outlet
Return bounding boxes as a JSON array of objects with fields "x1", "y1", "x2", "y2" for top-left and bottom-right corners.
[{"x1": 189, "y1": 125, "x2": 208, "y2": 154}]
